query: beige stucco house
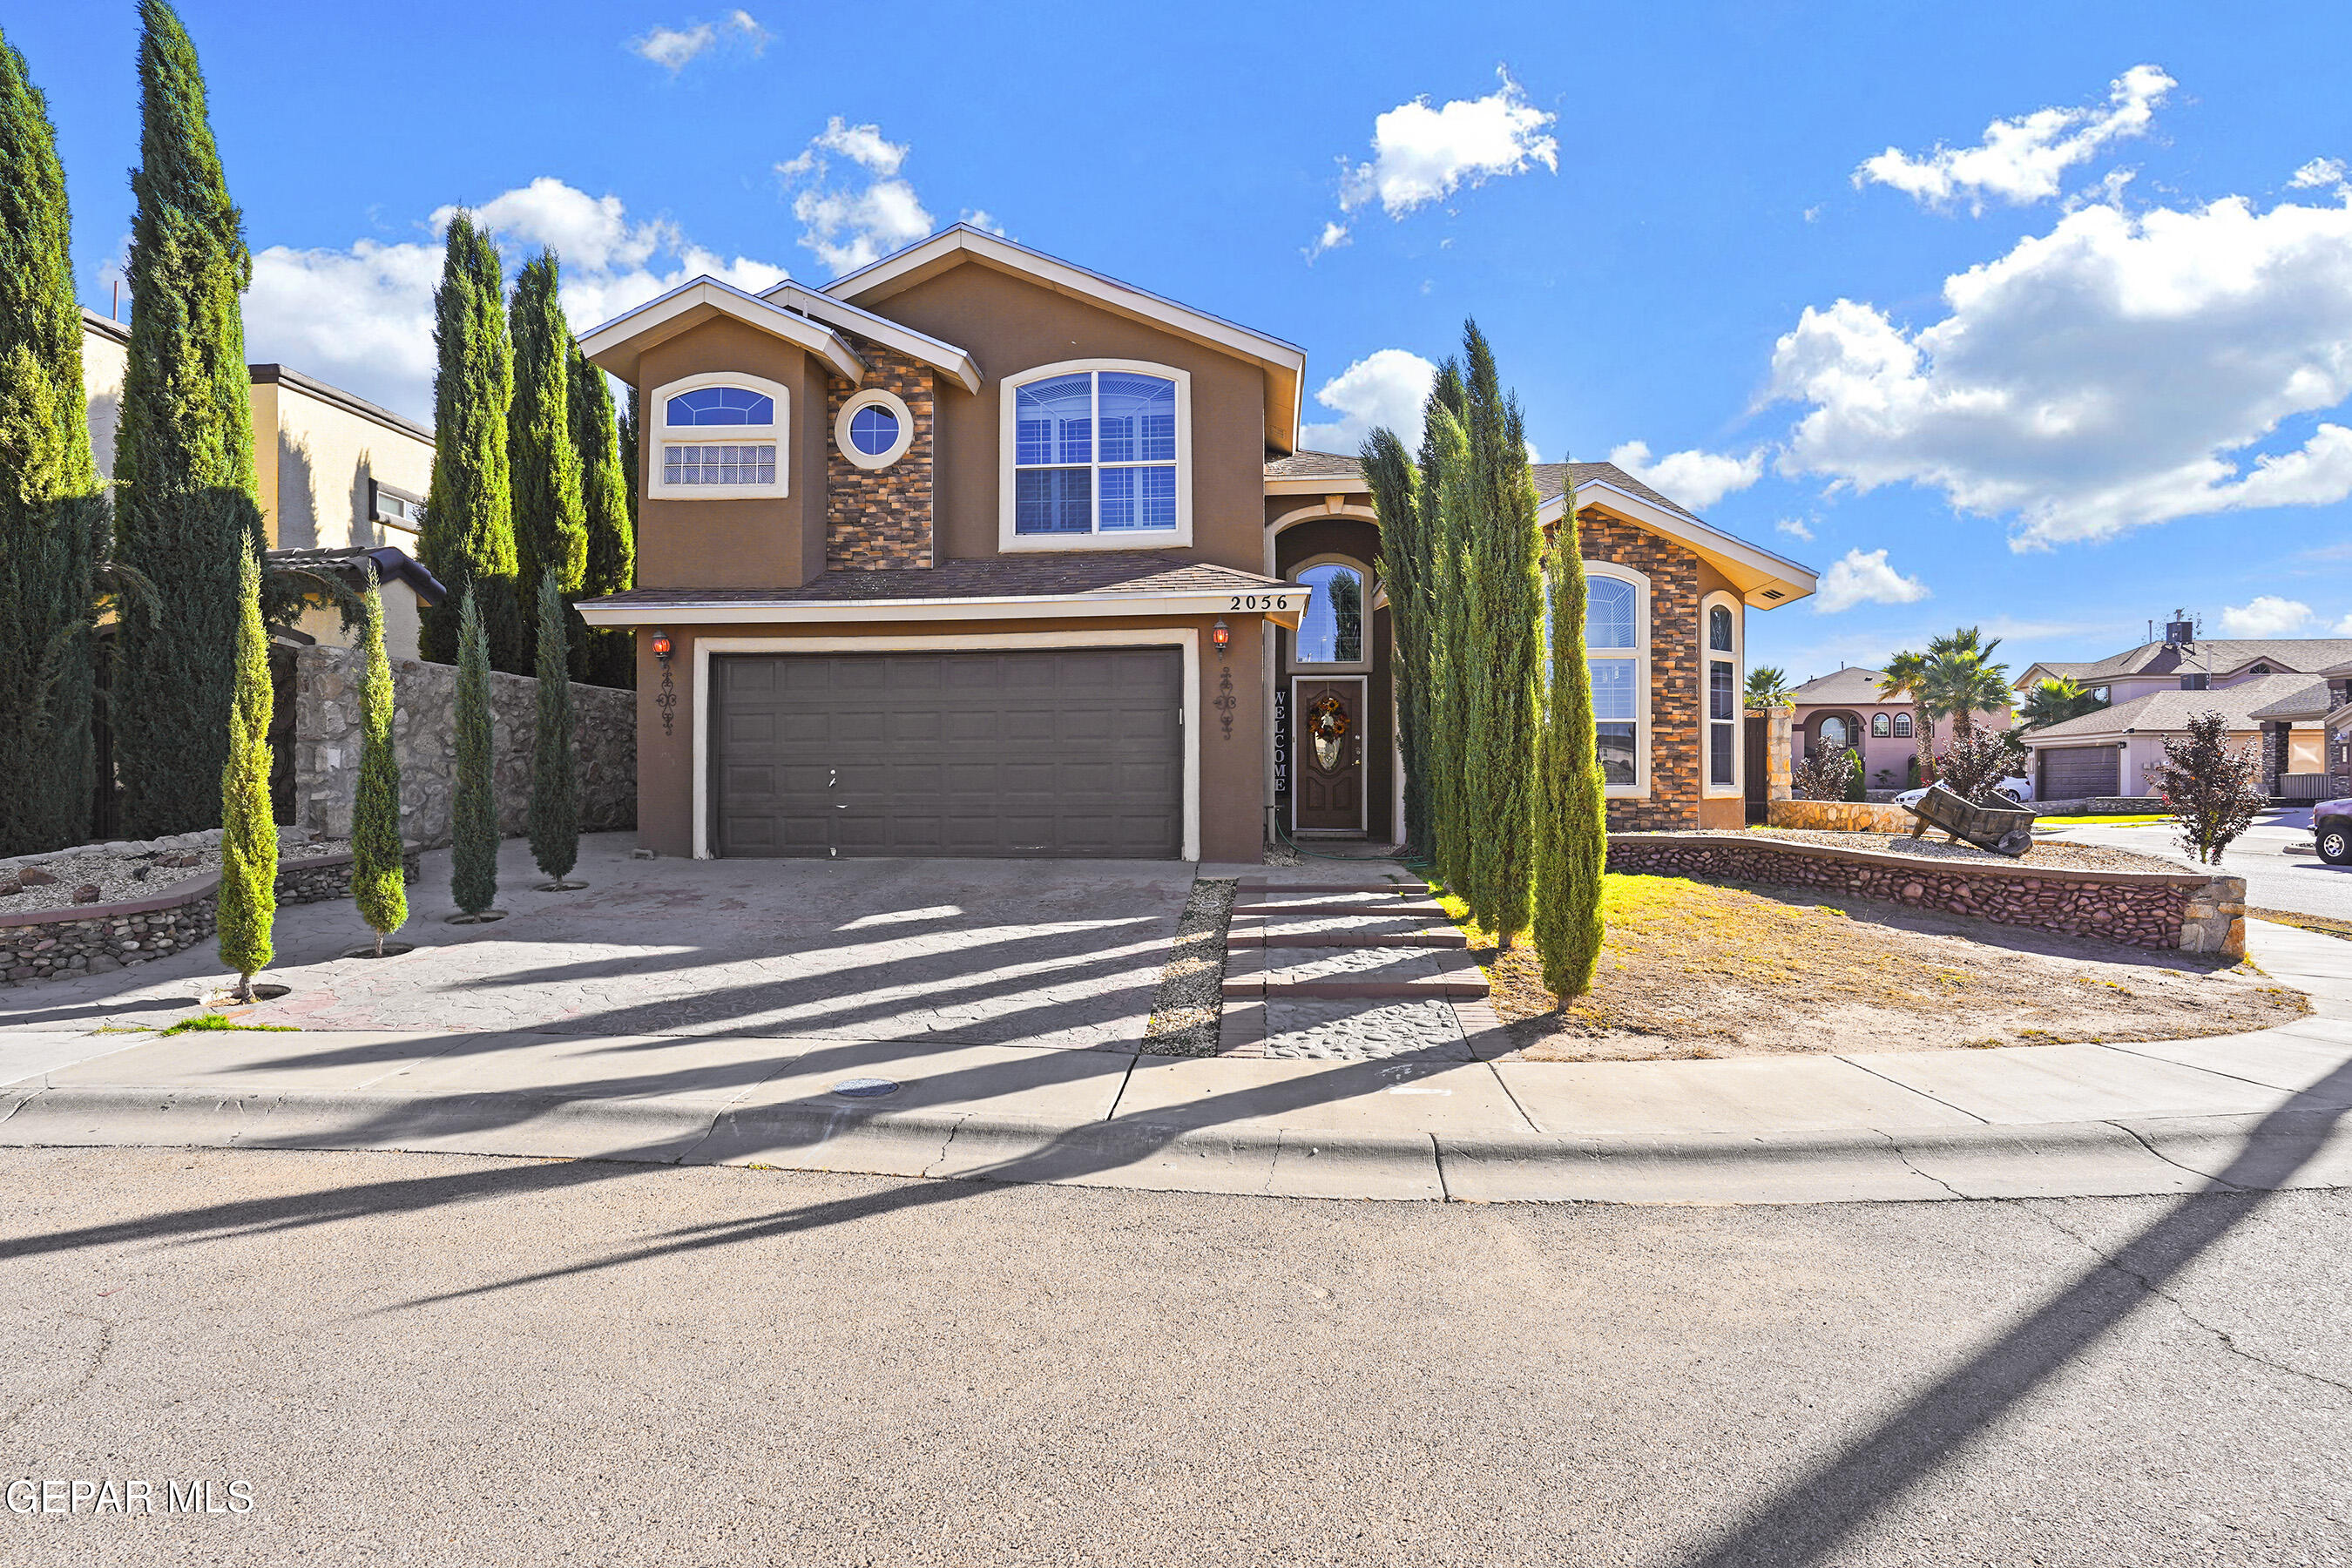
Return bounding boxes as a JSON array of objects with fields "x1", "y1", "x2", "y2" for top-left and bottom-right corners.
[{"x1": 573, "y1": 225, "x2": 1816, "y2": 862}]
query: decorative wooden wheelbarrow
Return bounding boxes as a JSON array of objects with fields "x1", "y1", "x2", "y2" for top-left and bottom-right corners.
[{"x1": 1903, "y1": 783, "x2": 2038, "y2": 857}]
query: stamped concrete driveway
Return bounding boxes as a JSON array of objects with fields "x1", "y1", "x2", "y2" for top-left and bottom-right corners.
[{"x1": 0, "y1": 835, "x2": 1193, "y2": 1051}]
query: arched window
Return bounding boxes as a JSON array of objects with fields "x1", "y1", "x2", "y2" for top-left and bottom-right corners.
[
  {"x1": 1587, "y1": 569, "x2": 1646, "y2": 790},
  {"x1": 649, "y1": 373, "x2": 788, "y2": 498},
  {"x1": 1708, "y1": 605, "x2": 1733, "y2": 652},
  {"x1": 1700, "y1": 591, "x2": 1740, "y2": 794},
  {"x1": 1820, "y1": 715, "x2": 1849, "y2": 752},
  {"x1": 1892, "y1": 712, "x2": 1913, "y2": 737},
  {"x1": 1000, "y1": 361, "x2": 1192, "y2": 548},
  {"x1": 1292, "y1": 562, "x2": 1367, "y2": 666},
  {"x1": 1871, "y1": 713, "x2": 1890, "y2": 738}
]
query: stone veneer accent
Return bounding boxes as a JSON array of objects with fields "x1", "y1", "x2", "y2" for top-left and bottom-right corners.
[
  {"x1": 825, "y1": 335, "x2": 936, "y2": 571},
  {"x1": 1767, "y1": 800, "x2": 1921, "y2": 834},
  {"x1": 291, "y1": 645, "x2": 635, "y2": 848},
  {"x1": 1577, "y1": 509, "x2": 1702, "y2": 832},
  {"x1": 1605, "y1": 832, "x2": 2247, "y2": 956},
  {"x1": 0, "y1": 848, "x2": 422, "y2": 985}
]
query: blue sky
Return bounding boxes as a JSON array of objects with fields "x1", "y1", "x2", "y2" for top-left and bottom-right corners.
[{"x1": 16, "y1": 2, "x2": 2352, "y2": 681}]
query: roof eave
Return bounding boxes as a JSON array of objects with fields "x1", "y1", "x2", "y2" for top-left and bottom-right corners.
[
  {"x1": 1544, "y1": 479, "x2": 1818, "y2": 609},
  {"x1": 579, "y1": 276, "x2": 866, "y2": 384},
  {"x1": 757, "y1": 279, "x2": 984, "y2": 395}
]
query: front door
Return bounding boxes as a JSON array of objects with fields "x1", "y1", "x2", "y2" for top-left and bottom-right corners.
[{"x1": 1291, "y1": 676, "x2": 1366, "y2": 833}]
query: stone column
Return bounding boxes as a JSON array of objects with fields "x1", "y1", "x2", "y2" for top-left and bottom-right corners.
[
  {"x1": 1765, "y1": 704, "x2": 1794, "y2": 802},
  {"x1": 2179, "y1": 873, "x2": 2247, "y2": 957}
]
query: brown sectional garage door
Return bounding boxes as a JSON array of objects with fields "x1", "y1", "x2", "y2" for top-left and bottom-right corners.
[
  {"x1": 2039, "y1": 744, "x2": 2119, "y2": 800},
  {"x1": 712, "y1": 648, "x2": 1183, "y2": 858}
]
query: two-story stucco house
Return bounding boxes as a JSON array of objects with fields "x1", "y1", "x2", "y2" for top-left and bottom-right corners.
[
  {"x1": 1784, "y1": 666, "x2": 2013, "y2": 790},
  {"x1": 577, "y1": 226, "x2": 1816, "y2": 862}
]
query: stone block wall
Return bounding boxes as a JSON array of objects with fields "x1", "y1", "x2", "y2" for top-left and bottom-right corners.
[
  {"x1": 1605, "y1": 832, "x2": 2245, "y2": 956},
  {"x1": 0, "y1": 848, "x2": 422, "y2": 985},
  {"x1": 1767, "y1": 799, "x2": 1918, "y2": 834},
  {"x1": 825, "y1": 335, "x2": 935, "y2": 571},
  {"x1": 1580, "y1": 509, "x2": 1701, "y2": 832},
  {"x1": 291, "y1": 646, "x2": 635, "y2": 848}
]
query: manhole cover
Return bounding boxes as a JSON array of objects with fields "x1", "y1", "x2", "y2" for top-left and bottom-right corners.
[{"x1": 831, "y1": 1077, "x2": 900, "y2": 1098}]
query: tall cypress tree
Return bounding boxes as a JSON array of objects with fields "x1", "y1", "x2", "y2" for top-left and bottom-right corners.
[
  {"x1": 529, "y1": 569, "x2": 582, "y2": 889},
  {"x1": 111, "y1": 0, "x2": 263, "y2": 838},
  {"x1": 449, "y1": 587, "x2": 502, "y2": 921},
  {"x1": 1362, "y1": 429, "x2": 1427, "y2": 858},
  {"x1": 0, "y1": 30, "x2": 104, "y2": 855},
  {"x1": 507, "y1": 250, "x2": 583, "y2": 672},
  {"x1": 1533, "y1": 498, "x2": 1608, "y2": 997},
  {"x1": 571, "y1": 342, "x2": 634, "y2": 688},
  {"x1": 1423, "y1": 402, "x2": 1476, "y2": 902},
  {"x1": 216, "y1": 548, "x2": 275, "y2": 1001},
  {"x1": 1457, "y1": 322, "x2": 1544, "y2": 946},
  {"x1": 418, "y1": 213, "x2": 520, "y2": 672},
  {"x1": 350, "y1": 562, "x2": 408, "y2": 957},
  {"x1": 1416, "y1": 363, "x2": 1470, "y2": 885}
]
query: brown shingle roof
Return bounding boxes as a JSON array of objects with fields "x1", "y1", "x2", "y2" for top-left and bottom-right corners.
[
  {"x1": 1263, "y1": 451, "x2": 1709, "y2": 524},
  {"x1": 1788, "y1": 666, "x2": 1895, "y2": 705},
  {"x1": 2027, "y1": 673, "x2": 2327, "y2": 740},
  {"x1": 2051, "y1": 638, "x2": 2352, "y2": 682},
  {"x1": 1264, "y1": 449, "x2": 1369, "y2": 480},
  {"x1": 583, "y1": 554, "x2": 1282, "y2": 610}
]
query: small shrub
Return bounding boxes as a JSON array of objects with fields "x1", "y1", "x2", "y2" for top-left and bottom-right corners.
[
  {"x1": 1841, "y1": 748, "x2": 1868, "y2": 801},
  {"x1": 1934, "y1": 727, "x2": 2024, "y2": 805},
  {"x1": 2155, "y1": 711, "x2": 2265, "y2": 864},
  {"x1": 1793, "y1": 748, "x2": 1857, "y2": 801}
]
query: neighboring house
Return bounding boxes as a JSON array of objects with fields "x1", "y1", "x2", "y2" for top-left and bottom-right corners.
[
  {"x1": 575, "y1": 224, "x2": 1817, "y2": 862},
  {"x1": 2014, "y1": 624, "x2": 2352, "y2": 800},
  {"x1": 1785, "y1": 666, "x2": 2010, "y2": 788},
  {"x1": 80, "y1": 309, "x2": 444, "y2": 659}
]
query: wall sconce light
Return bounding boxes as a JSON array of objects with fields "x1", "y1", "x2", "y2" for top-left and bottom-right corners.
[
  {"x1": 650, "y1": 629, "x2": 673, "y2": 662},
  {"x1": 1210, "y1": 618, "x2": 1231, "y2": 652}
]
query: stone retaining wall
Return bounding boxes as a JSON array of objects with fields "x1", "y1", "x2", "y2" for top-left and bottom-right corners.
[
  {"x1": 0, "y1": 848, "x2": 422, "y2": 986},
  {"x1": 1767, "y1": 799, "x2": 1918, "y2": 834},
  {"x1": 292, "y1": 645, "x2": 634, "y2": 848},
  {"x1": 1606, "y1": 832, "x2": 2246, "y2": 957}
]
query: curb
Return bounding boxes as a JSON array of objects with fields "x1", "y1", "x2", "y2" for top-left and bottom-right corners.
[{"x1": 4, "y1": 1082, "x2": 2349, "y2": 1206}]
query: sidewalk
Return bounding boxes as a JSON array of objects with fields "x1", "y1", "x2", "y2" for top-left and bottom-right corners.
[{"x1": 3, "y1": 921, "x2": 2348, "y2": 1206}]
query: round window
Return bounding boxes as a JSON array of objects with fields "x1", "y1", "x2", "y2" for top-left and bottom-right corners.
[{"x1": 849, "y1": 404, "x2": 900, "y2": 457}]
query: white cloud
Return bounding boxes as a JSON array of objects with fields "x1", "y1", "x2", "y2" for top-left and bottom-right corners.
[
  {"x1": 2335, "y1": 612, "x2": 2352, "y2": 635},
  {"x1": 1607, "y1": 440, "x2": 1764, "y2": 510},
  {"x1": 246, "y1": 179, "x2": 788, "y2": 422},
  {"x1": 1768, "y1": 190, "x2": 2352, "y2": 548},
  {"x1": 1855, "y1": 64, "x2": 2173, "y2": 212},
  {"x1": 629, "y1": 10, "x2": 768, "y2": 72},
  {"x1": 2218, "y1": 596, "x2": 2314, "y2": 637},
  {"x1": 2291, "y1": 157, "x2": 2347, "y2": 190},
  {"x1": 1775, "y1": 517, "x2": 1815, "y2": 541},
  {"x1": 1316, "y1": 69, "x2": 1557, "y2": 249},
  {"x1": 1814, "y1": 547, "x2": 1930, "y2": 613},
  {"x1": 1297, "y1": 348, "x2": 1438, "y2": 453},
  {"x1": 776, "y1": 117, "x2": 934, "y2": 276}
]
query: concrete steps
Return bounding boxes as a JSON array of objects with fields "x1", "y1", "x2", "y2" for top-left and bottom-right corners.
[{"x1": 1223, "y1": 876, "x2": 1485, "y2": 1004}]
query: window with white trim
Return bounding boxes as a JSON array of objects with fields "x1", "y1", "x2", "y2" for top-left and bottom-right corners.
[
  {"x1": 1291, "y1": 559, "x2": 1369, "y2": 667},
  {"x1": 1587, "y1": 569, "x2": 1645, "y2": 789},
  {"x1": 999, "y1": 360, "x2": 1192, "y2": 549},
  {"x1": 1702, "y1": 594, "x2": 1740, "y2": 792},
  {"x1": 836, "y1": 387, "x2": 915, "y2": 470},
  {"x1": 648, "y1": 373, "x2": 789, "y2": 499}
]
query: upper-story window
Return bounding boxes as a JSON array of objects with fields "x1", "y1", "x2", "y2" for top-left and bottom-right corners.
[
  {"x1": 1871, "y1": 713, "x2": 1891, "y2": 738},
  {"x1": 1000, "y1": 360, "x2": 1193, "y2": 551},
  {"x1": 648, "y1": 372, "x2": 789, "y2": 499},
  {"x1": 835, "y1": 387, "x2": 916, "y2": 470},
  {"x1": 1701, "y1": 591, "x2": 1740, "y2": 793},
  {"x1": 369, "y1": 480, "x2": 424, "y2": 536},
  {"x1": 1892, "y1": 711, "x2": 1913, "y2": 737},
  {"x1": 1291, "y1": 560, "x2": 1369, "y2": 668},
  {"x1": 2180, "y1": 672, "x2": 2210, "y2": 691},
  {"x1": 1587, "y1": 568, "x2": 1646, "y2": 793}
]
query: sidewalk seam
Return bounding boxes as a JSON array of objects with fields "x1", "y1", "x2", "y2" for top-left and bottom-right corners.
[{"x1": 1835, "y1": 1055, "x2": 1993, "y2": 1125}]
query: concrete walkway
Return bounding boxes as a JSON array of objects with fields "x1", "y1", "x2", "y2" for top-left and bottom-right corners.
[{"x1": 3, "y1": 919, "x2": 2348, "y2": 1206}]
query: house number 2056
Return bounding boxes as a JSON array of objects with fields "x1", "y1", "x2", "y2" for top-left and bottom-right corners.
[{"x1": 1228, "y1": 596, "x2": 1293, "y2": 611}]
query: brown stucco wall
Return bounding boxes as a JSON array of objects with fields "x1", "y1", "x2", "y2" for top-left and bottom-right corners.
[
  {"x1": 635, "y1": 316, "x2": 827, "y2": 590},
  {"x1": 824, "y1": 335, "x2": 935, "y2": 570},
  {"x1": 847, "y1": 263, "x2": 1269, "y2": 571},
  {"x1": 632, "y1": 612, "x2": 1270, "y2": 864}
]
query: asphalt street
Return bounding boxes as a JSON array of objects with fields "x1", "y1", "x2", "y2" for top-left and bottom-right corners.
[
  {"x1": 2044, "y1": 806, "x2": 2352, "y2": 923},
  {"x1": 3, "y1": 1146, "x2": 2349, "y2": 1566}
]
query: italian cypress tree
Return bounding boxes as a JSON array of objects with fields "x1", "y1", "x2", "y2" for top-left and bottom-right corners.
[
  {"x1": 448, "y1": 587, "x2": 502, "y2": 921},
  {"x1": 1416, "y1": 363, "x2": 1470, "y2": 882},
  {"x1": 418, "y1": 213, "x2": 521, "y2": 672},
  {"x1": 216, "y1": 548, "x2": 275, "y2": 1001},
  {"x1": 508, "y1": 250, "x2": 584, "y2": 672},
  {"x1": 528, "y1": 569, "x2": 582, "y2": 890},
  {"x1": 1456, "y1": 322, "x2": 1544, "y2": 946},
  {"x1": 618, "y1": 384, "x2": 640, "y2": 537},
  {"x1": 1362, "y1": 429, "x2": 1427, "y2": 855},
  {"x1": 1423, "y1": 402, "x2": 1477, "y2": 902},
  {"x1": 0, "y1": 30, "x2": 104, "y2": 855},
  {"x1": 571, "y1": 342, "x2": 634, "y2": 687},
  {"x1": 350, "y1": 562, "x2": 408, "y2": 956},
  {"x1": 1532, "y1": 502, "x2": 1608, "y2": 997},
  {"x1": 111, "y1": 0, "x2": 264, "y2": 838}
]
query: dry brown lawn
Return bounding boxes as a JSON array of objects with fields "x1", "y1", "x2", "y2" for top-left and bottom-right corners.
[{"x1": 1442, "y1": 874, "x2": 2308, "y2": 1063}]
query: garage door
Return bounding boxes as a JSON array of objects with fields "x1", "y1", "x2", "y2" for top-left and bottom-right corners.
[
  {"x1": 2039, "y1": 744, "x2": 2119, "y2": 800},
  {"x1": 711, "y1": 648, "x2": 1184, "y2": 858}
]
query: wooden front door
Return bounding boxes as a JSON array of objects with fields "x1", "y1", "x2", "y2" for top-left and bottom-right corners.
[{"x1": 1292, "y1": 677, "x2": 1366, "y2": 833}]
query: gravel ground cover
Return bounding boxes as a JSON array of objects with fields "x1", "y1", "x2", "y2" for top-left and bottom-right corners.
[
  {"x1": 1140, "y1": 876, "x2": 1237, "y2": 1056},
  {"x1": 1736, "y1": 826, "x2": 2190, "y2": 875},
  {"x1": 0, "y1": 831, "x2": 350, "y2": 915}
]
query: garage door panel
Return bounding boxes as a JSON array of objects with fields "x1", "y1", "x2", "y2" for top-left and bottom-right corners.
[
  {"x1": 713, "y1": 648, "x2": 1183, "y2": 858},
  {"x1": 2040, "y1": 745, "x2": 2119, "y2": 799}
]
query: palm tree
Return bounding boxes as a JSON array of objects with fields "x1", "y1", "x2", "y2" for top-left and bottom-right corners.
[
  {"x1": 1745, "y1": 666, "x2": 1794, "y2": 710},
  {"x1": 2018, "y1": 676, "x2": 2105, "y2": 730},
  {"x1": 1921, "y1": 629, "x2": 2012, "y2": 740},
  {"x1": 1878, "y1": 650, "x2": 1936, "y2": 784}
]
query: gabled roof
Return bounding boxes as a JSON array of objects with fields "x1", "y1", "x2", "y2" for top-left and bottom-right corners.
[
  {"x1": 823, "y1": 226, "x2": 1306, "y2": 453},
  {"x1": 2013, "y1": 661, "x2": 2098, "y2": 690},
  {"x1": 578, "y1": 275, "x2": 866, "y2": 385},
  {"x1": 2032, "y1": 637, "x2": 2352, "y2": 684},
  {"x1": 2024, "y1": 672, "x2": 2325, "y2": 742},
  {"x1": 758, "y1": 280, "x2": 983, "y2": 394},
  {"x1": 1788, "y1": 667, "x2": 1895, "y2": 706},
  {"x1": 2248, "y1": 679, "x2": 2337, "y2": 721}
]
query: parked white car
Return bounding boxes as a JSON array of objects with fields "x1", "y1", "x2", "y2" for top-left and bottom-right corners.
[{"x1": 1896, "y1": 778, "x2": 2033, "y2": 810}]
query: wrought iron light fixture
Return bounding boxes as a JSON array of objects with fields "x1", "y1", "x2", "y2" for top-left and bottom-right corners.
[
  {"x1": 650, "y1": 630, "x2": 673, "y2": 662},
  {"x1": 1210, "y1": 618, "x2": 1231, "y2": 652}
]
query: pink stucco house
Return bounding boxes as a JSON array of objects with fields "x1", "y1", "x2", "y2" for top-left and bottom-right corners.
[{"x1": 1786, "y1": 666, "x2": 2011, "y2": 790}]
